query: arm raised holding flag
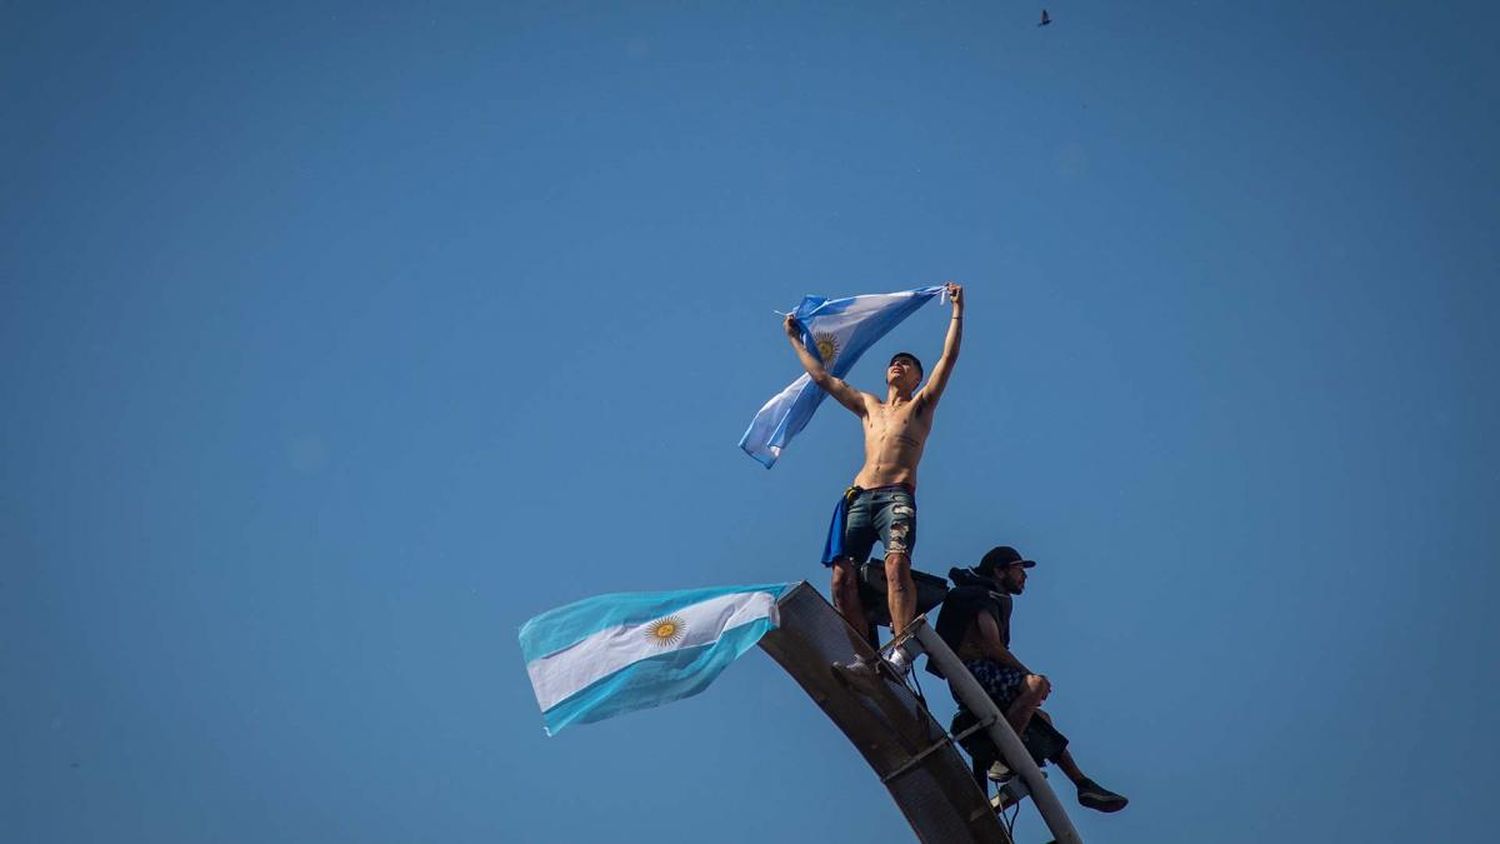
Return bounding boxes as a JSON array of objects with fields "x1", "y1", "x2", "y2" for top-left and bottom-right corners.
[
  {"x1": 918, "y1": 282, "x2": 964, "y2": 409},
  {"x1": 782, "y1": 312, "x2": 873, "y2": 417},
  {"x1": 785, "y1": 282, "x2": 964, "y2": 652}
]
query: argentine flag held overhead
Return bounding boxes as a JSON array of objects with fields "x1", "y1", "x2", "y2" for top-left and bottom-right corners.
[
  {"x1": 519, "y1": 583, "x2": 793, "y2": 735},
  {"x1": 739, "y1": 286, "x2": 946, "y2": 468}
]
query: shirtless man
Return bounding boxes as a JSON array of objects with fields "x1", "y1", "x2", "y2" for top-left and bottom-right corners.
[{"x1": 783, "y1": 282, "x2": 963, "y2": 660}]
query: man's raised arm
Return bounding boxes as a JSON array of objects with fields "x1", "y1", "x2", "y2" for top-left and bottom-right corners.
[
  {"x1": 918, "y1": 282, "x2": 963, "y2": 407},
  {"x1": 784, "y1": 313, "x2": 867, "y2": 416}
]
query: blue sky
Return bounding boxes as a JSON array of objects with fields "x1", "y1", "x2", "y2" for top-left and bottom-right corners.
[{"x1": 3, "y1": 2, "x2": 1497, "y2": 842}]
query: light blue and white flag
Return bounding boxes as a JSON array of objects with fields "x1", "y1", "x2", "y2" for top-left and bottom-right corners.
[
  {"x1": 739, "y1": 286, "x2": 946, "y2": 468},
  {"x1": 519, "y1": 583, "x2": 793, "y2": 735}
]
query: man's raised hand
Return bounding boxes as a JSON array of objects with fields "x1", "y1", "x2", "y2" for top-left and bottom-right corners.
[
  {"x1": 783, "y1": 312, "x2": 803, "y2": 340},
  {"x1": 945, "y1": 281, "x2": 964, "y2": 308}
]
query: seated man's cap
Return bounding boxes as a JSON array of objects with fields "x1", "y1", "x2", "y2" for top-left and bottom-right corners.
[{"x1": 978, "y1": 545, "x2": 1037, "y2": 575}]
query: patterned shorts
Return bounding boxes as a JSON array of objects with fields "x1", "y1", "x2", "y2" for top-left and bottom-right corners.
[{"x1": 964, "y1": 659, "x2": 1027, "y2": 709}]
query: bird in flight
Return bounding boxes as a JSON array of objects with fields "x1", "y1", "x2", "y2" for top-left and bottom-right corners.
[{"x1": 1039, "y1": 9, "x2": 1052, "y2": 26}]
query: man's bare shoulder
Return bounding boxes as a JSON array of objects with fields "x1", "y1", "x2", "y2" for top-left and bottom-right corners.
[{"x1": 907, "y1": 392, "x2": 937, "y2": 418}]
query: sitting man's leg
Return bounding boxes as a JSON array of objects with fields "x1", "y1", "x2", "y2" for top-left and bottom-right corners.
[
  {"x1": 981, "y1": 673, "x2": 1047, "y2": 782},
  {"x1": 1004, "y1": 672, "x2": 1050, "y2": 736},
  {"x1": 964, "y1": 660, "x2": 1034, "y2": 732},
  {"x1": 964, "y1": 660, "x2": 1039, "y2": 783},
  {"x1": 1030, "y1": 710, "x2": 1129, "y2": 813}
]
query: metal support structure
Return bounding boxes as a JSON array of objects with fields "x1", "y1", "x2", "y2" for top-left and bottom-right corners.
[
  {"x1": 900, "y1": 618, "x2": 1084, "y2": 844},
  {"x1": 759, "y1": 583, "x2": 1013, "y2": 843}
]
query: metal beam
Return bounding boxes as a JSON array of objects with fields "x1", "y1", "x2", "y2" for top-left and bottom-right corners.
[{"x1": 759, "y1": 584, "x2": 1012, "y2": 844}]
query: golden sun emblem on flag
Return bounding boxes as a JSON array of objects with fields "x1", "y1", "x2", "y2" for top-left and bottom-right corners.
[
  {"x1": 645, "y1": 615, "x2": 687, "y2": 647},
  {"x1": 814, "y1": 332, "x2": 840, "y2": 364}
]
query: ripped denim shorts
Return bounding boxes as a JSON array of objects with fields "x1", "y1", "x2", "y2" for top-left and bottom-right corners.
[{"x1": 839, "y1": 484, "x2": 917, "y2": 562}]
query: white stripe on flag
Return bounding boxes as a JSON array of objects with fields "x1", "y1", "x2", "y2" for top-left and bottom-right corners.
[{"x1": 525, "y1": 590, "x2": 778, "y2": 712}]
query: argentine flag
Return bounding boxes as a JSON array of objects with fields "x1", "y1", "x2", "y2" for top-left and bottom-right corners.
[
  {"x1": 739, "y1": 286, "x2": 946, "y2": 468},
  {"x1": 520, "y1": 583, "x2": 793, "y2": 735}
]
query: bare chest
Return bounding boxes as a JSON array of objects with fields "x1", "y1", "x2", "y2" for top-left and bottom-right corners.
[{"x1": 863, "y1": 401, "x2": 931, "y2": 439}]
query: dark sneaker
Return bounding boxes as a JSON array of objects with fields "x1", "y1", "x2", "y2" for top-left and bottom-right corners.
[{"x1": 1076, "y1": 778, "x2": 1128, "y2": 813}]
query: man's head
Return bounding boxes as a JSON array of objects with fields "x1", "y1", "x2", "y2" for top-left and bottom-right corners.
[
  {"x1": 887, "y1": 352, "x2": 924, "y2": 392},
  {"x1": 977, "y1": 545, "x2": 1036, "y2": 595}
]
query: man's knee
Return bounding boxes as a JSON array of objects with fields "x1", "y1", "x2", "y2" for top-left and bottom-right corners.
[
  {"x1": 1021, "y1": 674, "x2": 1051, "y2": 702},
  {"x1": 883, "y1": 554, "x2": 912, "y2": 591}
]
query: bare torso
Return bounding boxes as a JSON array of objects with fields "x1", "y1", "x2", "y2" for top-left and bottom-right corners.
[
  {"x1": 955, "y1": 621, "x2": 987, "y2": 662},
  {"x1": 853, "y1": 394, "x2": 935, "y2": 489}
]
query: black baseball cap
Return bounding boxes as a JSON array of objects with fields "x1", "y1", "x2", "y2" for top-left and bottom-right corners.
[
  {"x1": 977, "y1": 545, "x2": 1036, "y2": 575},
  {"x1": 889, "y1": 352, "x2": 923, "y2": 377}
]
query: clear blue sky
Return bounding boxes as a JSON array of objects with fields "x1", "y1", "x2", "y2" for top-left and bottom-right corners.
[{"x1": 4, "y1": 2, "x2": 1497, "y2": 842}]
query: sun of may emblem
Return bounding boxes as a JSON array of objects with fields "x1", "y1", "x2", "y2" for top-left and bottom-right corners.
[
  {"x1": 646, "y1": 615, "x2": 687, "y2": 647},
  {"x1": 814, "y1": 332, "x2": 839, "y2": 364}
]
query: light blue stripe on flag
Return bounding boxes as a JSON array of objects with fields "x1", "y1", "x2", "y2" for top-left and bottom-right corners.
[
  {"x1": 518, "y1": 583, "x2": 792, "y2": 660},
  {"x1": 539, "y1": 619, "x2": 773, "y2": 735},
  {"x1": 739, "y1": 286, "x2": 945, "y2": 468},
  {"x1": 519, "y1": 583, "x2": 793, "y2": 735}
]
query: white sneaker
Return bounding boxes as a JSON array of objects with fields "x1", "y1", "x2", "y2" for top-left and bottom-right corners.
[
  {"x1": 986, "y1": 761, "x2": 1013, "y2": 783},
  {"x1": 885, "y1": 646, "x2": 914, "y2": 676}
]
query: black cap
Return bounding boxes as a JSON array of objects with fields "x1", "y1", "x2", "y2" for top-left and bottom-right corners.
[
  {"x1": 977, "y1": 545, "x2": 1036, "y2": 575},
  {"x1": 889, "y1": 352, "x2": 924, "y2": 378}
]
